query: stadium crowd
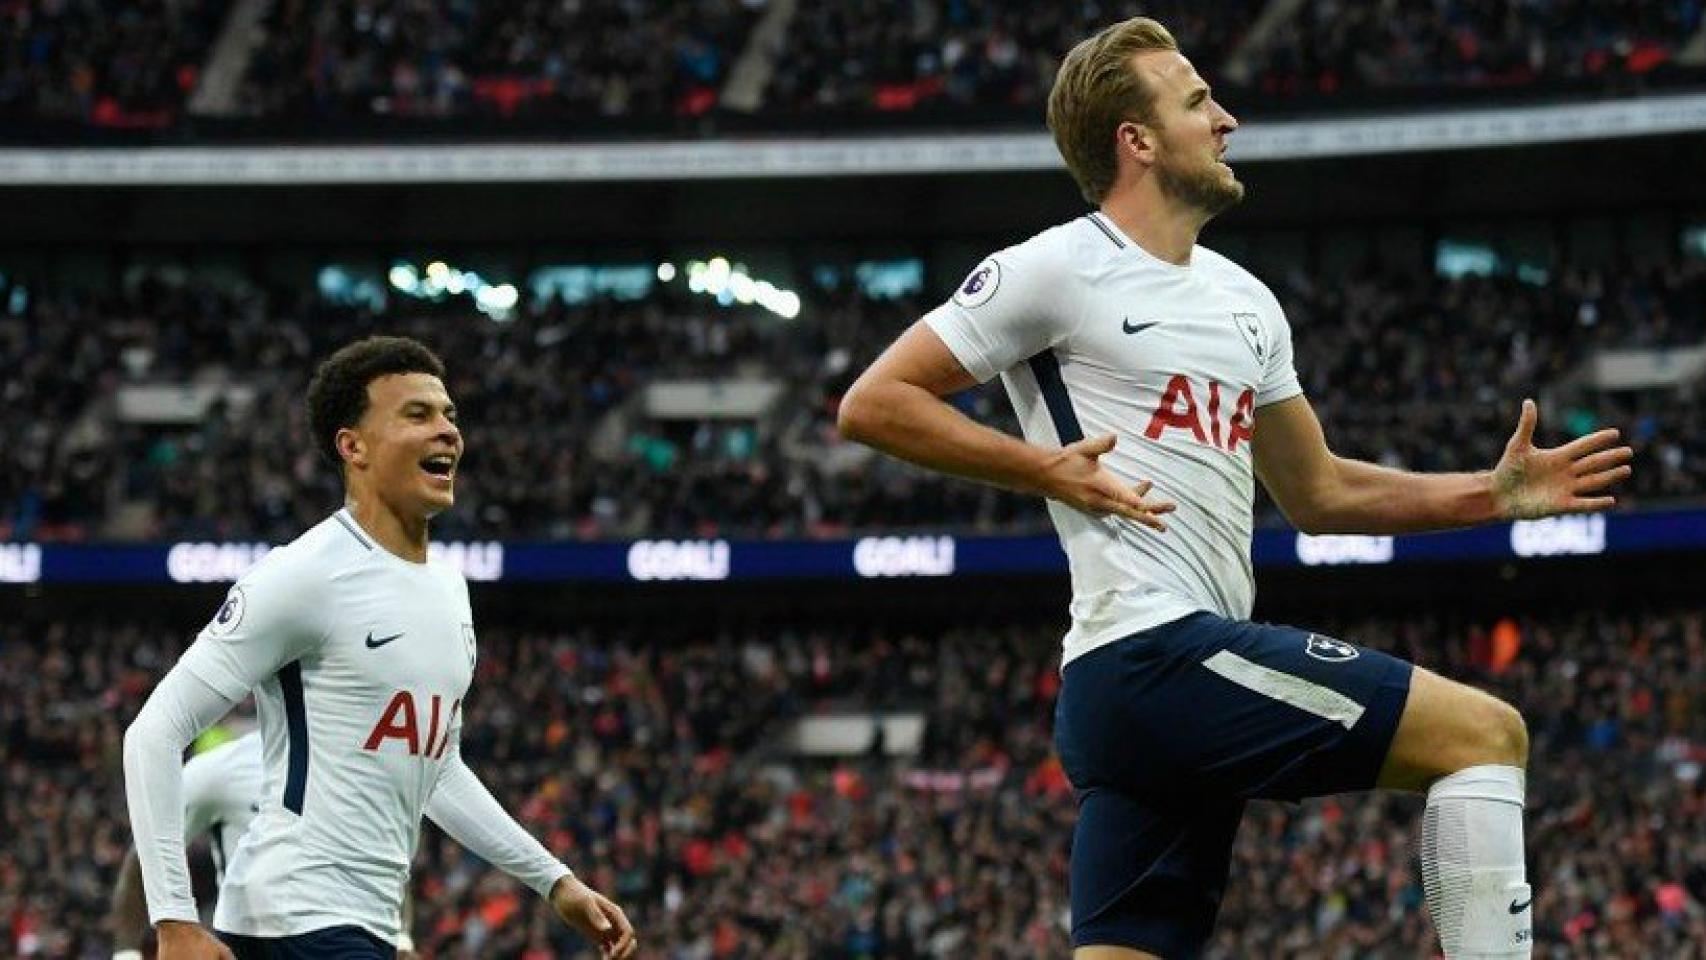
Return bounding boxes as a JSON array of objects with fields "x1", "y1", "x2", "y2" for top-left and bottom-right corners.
[
  {"x1": 0, "y1": 0, "x2": 228, "y2": 127},
  {"x1": 762, "y1": 0, "x2": 1253, "y2": 116},
  {"x1": 1, "y1": 251, "x2": 1702, "y2": 543},
  {"x1": 1246, "y1": 0, "x2": 1699, "y2": 100},
  {"x1": 5, "y1": 0, "x2": 1702, "y2": 131},
  {"x1": 240, "y1": 0, "x2": 763, "y2": 121},
  {"x1": 0, "y1": 603, "x2": 1700, "y2": 956}
]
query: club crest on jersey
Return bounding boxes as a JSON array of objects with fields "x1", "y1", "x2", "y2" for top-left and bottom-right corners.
[
  {"x1": 1233, "y1": 312, "x2": 1265, "y2": 363},
  {"x1": 206, "y1": 586, "x2": 247, "y2": 637},
  {"x1": 1304, "y1": 634, "x2": 1359, "y2": 662},
  {"x1": 953, "y1": 259, "x2": 1001, "y2": 309}
]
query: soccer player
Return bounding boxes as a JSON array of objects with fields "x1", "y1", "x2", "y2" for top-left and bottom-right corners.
[
  {"x1": 838, "y1": 17, "x2": 1633, "y2": 960},
  {"x1": 109, "y1": 730, "x2": 423, "y2": 959},
  {"x1": 123, "y1": 337, "x2": 637, "y2": 960}
]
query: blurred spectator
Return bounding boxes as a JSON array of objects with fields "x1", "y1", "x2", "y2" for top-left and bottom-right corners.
[
  {"x1": 2, "y1": 605, "x2": 1702, "y2": 954},
  {"x1": 10, "y1": 0, "x2": 1701, "y2": 133},
  {"x1": 240, "y1": 0, "x2": 763, "y2": 120},
  {"x1": 765, "y1": 0, "x2": 1254, "y2": 117},
  {"x1": 0, "y1": 0, "x2": 227, "y2": 127},
  {"x1": 3, "y1": 251, "x2": 1704, "y2": 543},
  {"x1": 1248, "y1": 0, "x2": 1700, "y2": 101}
]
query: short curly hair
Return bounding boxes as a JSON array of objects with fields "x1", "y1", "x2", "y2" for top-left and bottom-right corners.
[
  {"x1": 1047, "y1": 17, "x2": 1179, "y2": 205},
  {"x1": 306, "y1": 336, "x2": 447, "y2": 469}
]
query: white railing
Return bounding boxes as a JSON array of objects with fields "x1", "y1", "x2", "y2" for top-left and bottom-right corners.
[{"x1": 1, "y1": 91, "x2": 1704, "y2": 185}]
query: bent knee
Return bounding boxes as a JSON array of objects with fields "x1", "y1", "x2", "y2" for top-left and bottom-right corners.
[
  {"x1": 1488, "y1": 699, "x2": 1529, "y2": 768},
  {"x1": 1458, "y1": 695, "x2": 1528, "y2": 770}
]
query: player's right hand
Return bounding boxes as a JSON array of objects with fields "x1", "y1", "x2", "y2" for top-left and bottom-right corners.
[
  {"x1": 549, "y1": 874, "x2": 637, "y2": 959},
  {"x1": 1042, "y1": 434, "x2": 1175, "y2": 530},
  {"x1": 155, "y1": 921, "x2": 235, "y2": 960}
]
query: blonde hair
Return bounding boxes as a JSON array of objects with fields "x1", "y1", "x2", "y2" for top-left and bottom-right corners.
[{"x1": 1046, "y1": 17, "x2": 1180, "y2": 205}]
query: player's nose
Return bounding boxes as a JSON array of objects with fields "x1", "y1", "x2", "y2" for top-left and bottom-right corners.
[
  {"x1": 1213, "y1": 100, "x2": 1238, "y2": 134},
  {"x1": 435, "y1": 416, "x2": 462, "y2": 447}
]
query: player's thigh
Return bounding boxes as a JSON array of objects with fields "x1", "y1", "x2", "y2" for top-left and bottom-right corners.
[
  {"x1": 1076, "y1": 947, "x2": 1161, "y2": 959},
  {"x1": 1376, "y1": 664, "x2": 1528, "y2": 793},
  {"x1": 1068, "y1": 786, "x2": 1239, "y2": 957}
]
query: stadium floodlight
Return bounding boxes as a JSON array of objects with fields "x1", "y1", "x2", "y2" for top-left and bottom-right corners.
[
  {"x1": 657, "y1": 263, "x2": 677, "y2": 282},
  {"x1": 387, "y1": 259, "x2": 519, "y2": 320},
  {"x1": 682, "y1": 256, "x2": 802, "y2": 320}
]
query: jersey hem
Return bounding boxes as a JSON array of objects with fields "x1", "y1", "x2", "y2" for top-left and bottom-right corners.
[
  {"x1": 213, "y1": 915, "x2": 397, "y2": 946},
  {"x1": 1061, "y1": 599, "x2": 1206, "y2": 667}
]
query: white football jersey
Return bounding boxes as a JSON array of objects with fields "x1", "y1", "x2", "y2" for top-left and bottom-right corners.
[
  {"x1": 176, "y1": 508, "x2": 477, "y2": 940},
  {"x1": 926, "y1": 212, "x2": 1302, "y2": 664},
  {"x1": 181, "y1": 731, "x2": 264, "y2": 886}
]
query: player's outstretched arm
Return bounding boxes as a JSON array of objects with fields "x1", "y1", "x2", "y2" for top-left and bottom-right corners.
[
  {"x1": 424, "y1": 749, "x2": 636, "y2": 958},
  {"x1": 1254, "y1": 395, "x2": 1633, "y2": 534},
  {"x1": 839, "y1": 320, "x2": 1175, "y2": 529}
]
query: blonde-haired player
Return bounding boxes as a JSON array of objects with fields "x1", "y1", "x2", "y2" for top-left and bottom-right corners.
[{"x1": 840, "y1": 17, "x2": 1632, "y2": 959}]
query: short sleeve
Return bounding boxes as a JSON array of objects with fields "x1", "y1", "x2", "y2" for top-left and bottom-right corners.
[
  {"x1": 177, "y1": 556, "x2": 326, "y2": 702},
  {"x1": 1254, "y1": 287, "x2": 1303, "y2": 408},
  {"x1": 923, "y1": 241, "x2": 1078, "y2": 383}
]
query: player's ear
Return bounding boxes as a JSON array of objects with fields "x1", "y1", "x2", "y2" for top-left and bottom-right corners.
[
  {"x1": 1117, "y1": 120, "x2": 1156, "y2": 167},
  {"x1": 336, "y1": 426, "x2": 367, "y2": 470}
]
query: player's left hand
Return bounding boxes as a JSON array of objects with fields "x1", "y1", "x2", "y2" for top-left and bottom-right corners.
[
  {"x1": 1491, "y1": 398, "x2": 1634, "y2": 520},
  {"x1": 548, "y1": 874, "x2": 637, "y2": 959}
]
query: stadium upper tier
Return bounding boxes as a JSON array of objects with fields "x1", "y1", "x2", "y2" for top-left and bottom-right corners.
[
  {"x1": 1, "y1": 0, "x2": 1702, "y2": 137},
  {"x1": 0, "y1": 0, "x2": 229, "y2": 130},
  {"x1": 0, "y1": 252, "x2": 1700, "y2": 542},
  {"x1": 3, "y1": 604, "x2": 1700, "y2": 954}
]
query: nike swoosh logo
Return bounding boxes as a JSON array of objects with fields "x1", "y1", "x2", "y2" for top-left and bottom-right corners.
[
  {"x1": 365, "y1": 631, "x2": 405, "y2": 649},
  {"x1": 1508, "y1": 897, "x2": 1532, "y2": 914},
  {"x1": 1122, "y1": 318, "x2": 1159, "y2": 335}
]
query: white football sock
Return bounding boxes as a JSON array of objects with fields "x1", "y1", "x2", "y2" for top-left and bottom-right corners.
[{"x1": 1420, "y1": 764, "x2": 1532, "y2": 959}]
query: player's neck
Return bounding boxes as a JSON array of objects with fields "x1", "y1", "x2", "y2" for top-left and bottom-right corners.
[
  {"x1": 1098, "y1": 193, "x2": 1204, "y2": 266},
  {"x1": 344, "y1": 495, "x2": 431, "y2": 563}
]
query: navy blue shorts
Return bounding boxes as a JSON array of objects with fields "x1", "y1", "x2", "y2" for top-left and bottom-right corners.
[
  {"x1": 219, "y1": 925, "x2": 396, "y2": 960},
  {"x1": 1053, "y1": 611, "x2": 1413, "y2": 957}
]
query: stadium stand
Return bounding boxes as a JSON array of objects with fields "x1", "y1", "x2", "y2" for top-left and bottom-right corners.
[
  {"x1": 761, "y1": 0, "x2": 1255, "y2": 117},
  {"x1": 2, "y1": 605, "x2": 1700, "y2": 955},
  {"x1": 0, "y1": 250, "x2": 1701, "y2": 542},
  {"x1": 4, "y1": 7, "x2": 1705, "y2": 957},
  {"x1": 5, "y1": 0, "x2": 1704, "y2": 134},
  {"x1": 0, "y1": 0, "x2": 229, "y2": 127},
  {"x1": 1246, "y1": 0, "x2": 1701, "y2": 100},
  {"x1": 238, "y1": 0, "x2": 764, "y2": 121}
]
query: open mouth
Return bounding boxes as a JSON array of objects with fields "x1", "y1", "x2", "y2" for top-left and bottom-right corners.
[{"x1": 420, "y1": 454, "x2": 457, "y2": 481}]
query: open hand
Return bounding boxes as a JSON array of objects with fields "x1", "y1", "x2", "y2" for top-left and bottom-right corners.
[
  {"x1": 1492, "y1": 399, "x2": 1634, "y2": 520},
  {"x1": 549, "y1": 875, "x2": 636, "y2": 959},
  {"x1": 1041, "y1": 434, "x2": 1175, "y2": 530}
]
